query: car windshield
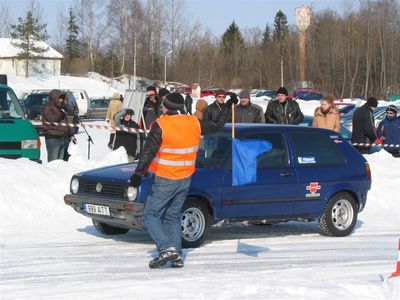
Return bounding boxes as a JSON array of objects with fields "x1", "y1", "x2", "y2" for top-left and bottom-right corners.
[
  {"x1": 197, "y1": 132, "x2": 232, "y2": 167},
  {"x1": 0, "y1": 88, "x2": 25, "y2": 119}
]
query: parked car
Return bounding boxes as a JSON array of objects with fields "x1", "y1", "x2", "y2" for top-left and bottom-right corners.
[
  {"x1": 200, "y1": 89, "x2": 216, "y2": 98},
  {"x1": 300, "y1": 115, "x2": 352, "y2": 142},
  {"x1": 64, "y1": 124, "x2": 371, "y2": 248},
  {"x1": 22, "y1": 89, "x2": 89, "y2": 118},
  {"x1": 292, "y1": 89, "x2": 324, "y2": 101},
  {"x1": 342, "y1": 105, "x2": 400, "y2": 132},
  {"x1": 177, "y1": 86, "x2": 192, "y2": 95},
  {"x1": 0, "y1": 76, "x2": 41, "y2": 161},
  {"x1": 337, "y1": 104, "x2": 356, "y2": 117},
  {"x1": 86, "y1": 97, "x2": 111, "y2": 120},
  {"x1": 254, "y1": 90, "x2": 277, "y2": 100}
]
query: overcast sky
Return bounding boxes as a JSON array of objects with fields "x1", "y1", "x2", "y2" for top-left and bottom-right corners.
[{"x1": 10, "y1": 0, "x2": 350, "y2": 41}]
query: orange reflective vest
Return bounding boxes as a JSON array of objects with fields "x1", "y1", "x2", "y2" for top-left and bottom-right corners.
[{"x1": 149, "y1": 114, "x2": 201, "y2": 179}]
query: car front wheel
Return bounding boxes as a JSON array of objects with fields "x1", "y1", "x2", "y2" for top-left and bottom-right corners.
[
  {"x1": 181, "y1": 198, "x2": 211, "y2": 248},
  {"x1": 92, "y1": 219, "x2": 129, "y2": 235},
  {"x1": 319, "y1": 192, "x2": 358, "y2": 237}
]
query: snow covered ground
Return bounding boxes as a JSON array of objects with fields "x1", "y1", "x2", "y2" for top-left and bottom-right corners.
[
  {"x1": 1, "y1": 74, "x2": 400, "y2": 299},
  {"x1": 1, "y1": 114, "x2": 399, "y2": 299}
]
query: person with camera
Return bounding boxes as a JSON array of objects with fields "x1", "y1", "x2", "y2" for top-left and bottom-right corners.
[{"x1": 41, "y1": 89, "x2": 76, "y2": 162}]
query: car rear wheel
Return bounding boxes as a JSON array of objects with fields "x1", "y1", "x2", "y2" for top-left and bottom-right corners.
[
  {"x1": 92, "y1": 219, "x2": 129, "y2": 235},
  {"x1": 319, "y1": 192, "x2": 358, "y2": 237},
  {"x1": 181, "y1": 198, "x2": 211, "y2": 249}
]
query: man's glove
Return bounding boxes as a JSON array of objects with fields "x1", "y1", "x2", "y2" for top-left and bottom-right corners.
[
  {"x1": 130, "y1": 173, "x2": 142, "y2": 187},
  {"x1": 226, "y1": 93, "x2": 238, "y2": 107}
]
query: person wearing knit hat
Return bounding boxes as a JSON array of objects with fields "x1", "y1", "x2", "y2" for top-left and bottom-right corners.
[
  {"x1": 265, "y1": 86, "x2": 304, "y2": 125},
  {"x1": 351, "y1": 96, "x2": 380, "y2": 154},
  {"x1": 143, "y1": 85, "x2": 162, "y2": 129},
  {"x1": 234, "y1": 89, "x2": 262, "y2": 123},
  {"x1": 376, "y1": 104, "x2": 400, "y2": 157},
  {"x1": 276, "y1": 87, "x2": 288, "y2": 96},
  {"x1": 203, "y1": 88, "x2": 237, "y2": 122},
  {"x1": 129, "y1": 91, "x2": 238, "y2": 269},
  {"x1": 113, "y1": 108, "x2": 140, "y2": 162}
]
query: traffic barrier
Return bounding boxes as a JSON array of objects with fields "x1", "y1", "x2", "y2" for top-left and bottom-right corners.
[
  {"x1": 30, "y1": 120, "x2": 400, "y2": 148},
  {"x1": 31, "y1": 120, "x2": 149, "y2": 134},
  {"x1": 389, "y1": 239, "x2": 400, "y2": 278}
]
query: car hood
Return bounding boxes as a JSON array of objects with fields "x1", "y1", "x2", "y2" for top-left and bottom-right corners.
[{"x1": 75, "y1": 163, "x2": 137, "y2": 183}]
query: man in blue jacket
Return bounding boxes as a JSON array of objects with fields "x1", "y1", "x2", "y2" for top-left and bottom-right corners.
[{"x1": 376, "y1": 105, "x2": 400, "y2": 157}]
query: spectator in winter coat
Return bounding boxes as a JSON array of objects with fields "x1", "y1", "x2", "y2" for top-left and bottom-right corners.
[
  {"x1": 234, "y1": 90, "x2": 262, "y2": 123},
  {"x1": 351, "y1": 97, "x2": 379, "y2": 154},
  {"x1": 142, "y1": 85, "x2": 162, "y2": 129},
  {"x1": 41, "y1": 89, "x2": 76, "y2": 162},
  {"x1": 203, "y1": 89, "x2": 236, "y2": 122},
  {"x1": 184, "y1": 95, "x2": 193, "y2": 115},
  {"x1": 312, "y1": 94, "x2": 340, "y2": 132},
  {"x1": 193, "y1": 99, "x2": 208, "y2": 120},
  {"x1": 113, "y1": 108, "x2": 141, "y2": 162},
  {"x1": 106, "y1": 91, "x2": 123, "y2": 149},
  {"x1": 264, "y1": 87, "x2": 304, "y2": 125},
  {"x1": 376, "y1": 105, "x2": 400, "y2": 157}
]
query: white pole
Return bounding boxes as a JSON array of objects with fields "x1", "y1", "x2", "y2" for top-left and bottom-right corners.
[{"x1": 133, "y1": 36, "x2": 137, "y2": 90}]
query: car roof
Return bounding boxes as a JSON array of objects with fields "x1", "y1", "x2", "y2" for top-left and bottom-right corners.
[{"x1": 220, "y1": 123, "x2": 333, "y2": 135}]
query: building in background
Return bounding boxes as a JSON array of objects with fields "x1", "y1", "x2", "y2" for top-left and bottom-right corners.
[{"x1": 0, "y1": 38, "x2": 63, "y2": 76}]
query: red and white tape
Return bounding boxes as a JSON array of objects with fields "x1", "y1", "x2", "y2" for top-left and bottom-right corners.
[
  {"x1": 31, "y1": 120, "x2": 149, "y2": 134},
  {"x1": 31, "y1": 120, "x2": 400, "y2": 148}
]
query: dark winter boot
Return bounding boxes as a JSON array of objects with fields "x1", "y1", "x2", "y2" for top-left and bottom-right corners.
[
  {"x1": 171, "y1": 257, "x2": 184, "y2": 268},
  {"x1": 149, "y1": 247, "x2": 179, "y2": 269}
]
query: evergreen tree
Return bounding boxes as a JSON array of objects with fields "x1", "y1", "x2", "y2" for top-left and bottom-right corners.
[
  {"x1": 220, "y1": 21, "x2": 244, "y2": 87},
  {"x1": 66, "y1": 7, "x2": 81, "y2": 60},
  {"x1": 262, "y1": 24, "x2": 272, "y2": 46},
  {"x1": 10, "y1": 10, "x2": 49, "y2": 77},
  {"x1": 220, "y1": 21, "x2": 244, "y2": 55},
  {"x1": 273, "y1": 10, "x2": 289, "y2": 86}
]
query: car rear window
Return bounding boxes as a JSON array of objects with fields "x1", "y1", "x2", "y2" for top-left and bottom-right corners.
[{"x1": 289, "y1": 132, "x2": 346, "y2": 167}]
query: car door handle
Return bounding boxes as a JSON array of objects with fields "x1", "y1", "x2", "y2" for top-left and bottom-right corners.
[{"x1": 280, "y1": 171, "x2": 294, "y2": 177}]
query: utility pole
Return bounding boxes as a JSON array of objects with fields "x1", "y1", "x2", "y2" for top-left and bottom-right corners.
[
  {"x1": 164, "y1": 50, "x2": 173, "y2": 85},
  {"x1": 295, "y1": 7, "x2": 312, "y2": 82}
]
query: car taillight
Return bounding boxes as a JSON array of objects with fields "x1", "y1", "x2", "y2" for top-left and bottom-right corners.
[{"x1": 365, "y1": 162, "x2": 371, "y2": 179}]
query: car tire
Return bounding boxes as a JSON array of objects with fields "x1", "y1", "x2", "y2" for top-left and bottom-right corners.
[
  {"x1": 181, "y1": 198, "x2": 211, "y2": 249},
  {"x1": 319, "y1": 192, "x2": 358, "y2": 237},
  {"x1": 92, "y1": 219, "x2": 129, "y2": 235}
]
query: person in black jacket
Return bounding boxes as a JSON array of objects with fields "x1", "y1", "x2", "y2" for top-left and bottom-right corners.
[
  {"x1": 113, "y1": 109, "x2": 140, "y2": 162},
  {"x1": 203, "y1": 89, "x2": 237, "y2": 122},
  {"x1": 264, "y1": 87, "x2": 304, "y2": 125},
  {"x1": 142, "y1": 86, "x2": 162, "y2": 129},
  {"x1": 129, "y1": 92, "x2": 238, "y2": 269},
  {"x1": 184, "y1": 94, "x2": 193, "y2": 115},
  {"x1": 234, "y1": 90, "x2": 262, "y2": 123},
  {"x1": 351, "y1": 97, "x2": 379, "y2": 154}
]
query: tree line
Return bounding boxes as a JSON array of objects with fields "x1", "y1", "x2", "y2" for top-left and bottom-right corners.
[{"x1": 1, "y1": 0, "x2": 399, "y2": 99}]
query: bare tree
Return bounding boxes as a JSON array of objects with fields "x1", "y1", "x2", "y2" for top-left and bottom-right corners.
[{"x1": 0, "y1": 1, "x2": 12, "y2": 37}]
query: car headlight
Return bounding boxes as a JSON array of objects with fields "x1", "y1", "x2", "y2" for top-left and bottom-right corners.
[
  {"x1": 127, "y1": 186, "x2": 138, "y2": 201},
  {"x1": 71, "y1": 178, "x2": 79, "y2": 194},
  {"x1": 21, "y1": 139, "x2": 40, "y2": 149}
]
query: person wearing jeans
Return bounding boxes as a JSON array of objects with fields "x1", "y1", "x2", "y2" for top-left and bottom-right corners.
[
  {"x1": 42, "y1": 89, "x2": 75, "y2": 162},
  {"x1": 130, "y1": 92, "x2": 237, "y2": 269}
]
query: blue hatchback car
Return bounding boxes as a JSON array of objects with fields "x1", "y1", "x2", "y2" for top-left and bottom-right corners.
[{"x1": 64, "y1": 125, "x2": 371, "y2": 248}]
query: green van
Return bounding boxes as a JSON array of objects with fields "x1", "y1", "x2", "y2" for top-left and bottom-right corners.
[{"x1": 0, "y1": 80, "x2": 41, "y2": 162}]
